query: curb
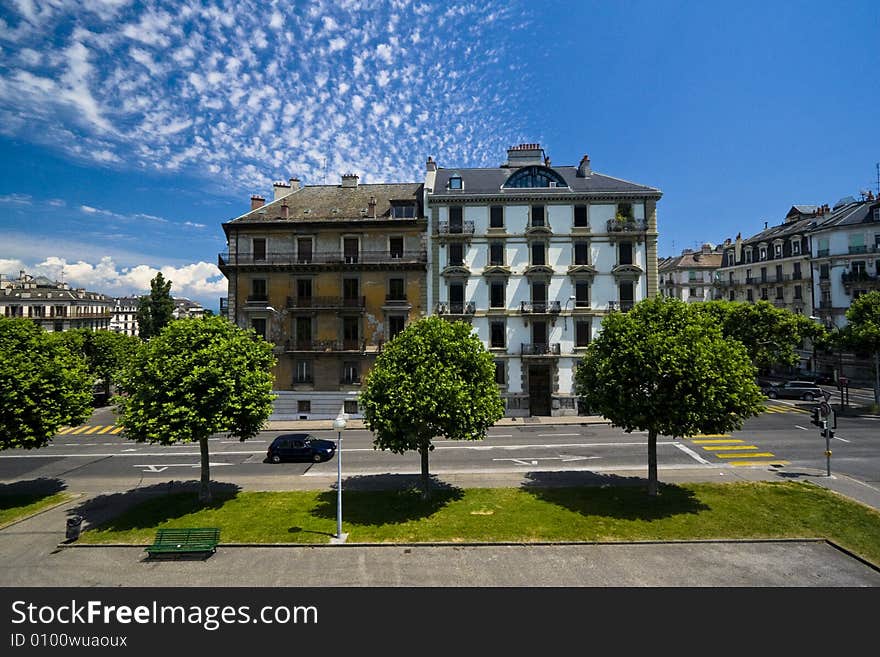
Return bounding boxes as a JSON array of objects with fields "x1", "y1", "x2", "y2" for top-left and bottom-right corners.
[{"x1": 0, "y1": 492, "x2": 83, "y2": 531}]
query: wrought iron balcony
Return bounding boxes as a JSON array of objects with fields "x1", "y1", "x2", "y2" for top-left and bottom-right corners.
[
  {"x1": 521, "y1": 343, "x2": 561, "y2": 356},
  {"x1": 842, "y1": 270, "x2": 878, "y2": 284},
  {"x1": 608, "y1": 301, "x2": 634, "y2": 312},
  {"x1": 606, "y1": 218, "x2": 647, "y2": 232},
  {"x1": 219, "y1": 251, "x2": 427, "y2": 267},
  {"x1": 283, "y1": 339, "x2": 368, "y2": 352},
  {"x1": 519, "y1": 300, "x2": 561, "y2": 314},
  {"x1": 438, "y1": 220, "x2": 475, "y2": 235},
  {"x1": 384, "y1": 295, "x2": 410, "y2": 305},
  {"x1": 436, "y1": 302, "x2": 476, "y2": 315},
  {"x1": 286, "y1": 296, "x2": 366, "y2": 310}
]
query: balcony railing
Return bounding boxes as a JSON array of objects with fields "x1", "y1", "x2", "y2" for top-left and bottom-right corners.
[
  {"x1": 286, "y1": 296, "x2": 366, "y2": 309},
  {"x1": 842, "y1": 271, "x2": 878, "y2": 284},
  {"x1": 436, "y1": 302, "x2": 476, "y2": 315},
  {"x1": 219, "y1": 298, "x2": 228, "y2": 314},
  {"x1": 816, "y1": 249, "x2": 830, "y2": 257},
  {"x1": 340, "y1": 376, "x2": 362, "y2": 385},
  {"x1": 520, "y1": 300, "x2": 561, "y2": 314},
  {"x1": 606, "y1": 218, "x2": 647, "y2": 232},
  {"x1": 246, "y1": 294, "x2": 269, "y2": 303},
  {"x1": 438, "y1": 220, "x2": 475, "y2": 235},
  {"x1": 219, "y1": 251, "x2": 427, "y2": 266},
  {"x1": 283, "y1": 339, "x2": 368, "y2": 352},
  {"x1": 384, "y1": 295, "x2": 410, "y2": 305},
  {"x1": 521, "y1": 343, "x2": 561, "y2": 356},
  {"x1": 608, "y1": 301, "x2": 635, "y2": 312}
]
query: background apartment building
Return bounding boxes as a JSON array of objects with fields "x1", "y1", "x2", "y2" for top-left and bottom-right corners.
[
  {"x1": 659, "y1": 244, "x2": 723, "y2": 302},
  {"x1": 219, "y1": 175, "x2": 427, "y2": 419},
  {"x1": 1, "y1": 270, "x2": 111, "y2": 331},
  {"x1": 110, "y1": 296, "x2": 139, "y2": 336},
  {"x1": 425, "y1": 144, "x2": 661, "y2": 417}
]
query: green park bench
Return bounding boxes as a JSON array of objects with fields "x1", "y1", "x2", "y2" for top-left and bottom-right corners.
[{"x1": 145, "y1": 528, "x2": 220, "y2": 557}]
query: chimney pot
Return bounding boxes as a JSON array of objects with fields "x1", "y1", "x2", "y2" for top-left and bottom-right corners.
[
  {"x1": 426, "y1": 156, "x2": 437, "y2": 172},
  {"x1": 250, "y1": 195, "x2": 265, "y2": 211},
  {"x1": 273, "y1": 180, "x2": 291, "y2": 201},
  {"x1": 289, "y1": 177, "x2": 301, "y2": 191},
  {"x1": 341, "y1": 173, "x2": 359, "y2": 188},
  {"x1": 281, "y1": 204, "x2": 289, "y2": 219}
]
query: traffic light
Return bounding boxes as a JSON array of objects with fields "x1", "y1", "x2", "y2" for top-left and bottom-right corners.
[{"x1": 811, "y1": 408, "x2": 821, "y2": 427}]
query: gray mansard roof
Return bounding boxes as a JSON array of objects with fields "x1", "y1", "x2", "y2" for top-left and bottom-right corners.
[{"x1": 430, "y1": 166, "x2": 661, "y2": 198}]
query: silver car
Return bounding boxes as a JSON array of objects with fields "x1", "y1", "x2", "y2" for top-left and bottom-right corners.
[{"x1": 763, "y1": 380, "x2": 829, "y2": 401}]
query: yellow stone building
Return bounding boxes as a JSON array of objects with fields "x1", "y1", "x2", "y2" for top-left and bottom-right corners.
[{"x1": 218, "y1": 174, "x2": 427, "y2": 419}]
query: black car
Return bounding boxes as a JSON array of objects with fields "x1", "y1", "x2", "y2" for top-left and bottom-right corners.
[
  {"x1": 266, "y1": 433, "x2": 336, "y2": 463},
  {"x1": 763, "y1": 380, "x2": 829, "y2": 401}
]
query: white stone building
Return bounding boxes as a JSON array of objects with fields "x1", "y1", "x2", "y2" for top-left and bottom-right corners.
[
  {"x1": 659, "y1": 244, "x2": 723, "y2": 302},
  {"x1": 110, "y1": 297, "x2": 140, "y2": 336},
  {"x1": 0, "y1": 271, "x2": 111, "y2": 332},
  {"x1": 425, "y1": 144, "x2": 661, "y2": 416}
]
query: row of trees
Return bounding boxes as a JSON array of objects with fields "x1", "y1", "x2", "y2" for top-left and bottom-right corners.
[{"x1": 2, "y1": 291, "x2": 878, "y2": 504}]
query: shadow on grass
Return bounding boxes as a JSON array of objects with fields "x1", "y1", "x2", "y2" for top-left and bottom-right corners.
[
  {"x1": 71, "y1": 480, "x2": 241, "y2": 533},
  {"x1": 521, "y1": 471, "x2": 709, "y2": 521},
  {"x1": 310, "y1": 474, "x2": 464, "y2": 525},
  {"x1": 0, "y1": 478, "x2": 67, "y2": 511}
]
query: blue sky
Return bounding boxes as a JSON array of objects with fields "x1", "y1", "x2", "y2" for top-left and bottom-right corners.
[{"x1": 1, "y1": 0, "x2": 878, "y2": 311}]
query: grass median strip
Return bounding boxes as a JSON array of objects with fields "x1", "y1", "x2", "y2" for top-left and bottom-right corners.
[
  {"x1": 0, "y1": 492, "x2": 74, "y2": 527},
  {"x1": 75, "y1": 481, "x2": 880, "y2": 566}
]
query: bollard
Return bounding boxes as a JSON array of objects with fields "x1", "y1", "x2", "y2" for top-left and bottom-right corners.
[{"x1": 66, "y1": 515, "x2": 83, "y2": 542}]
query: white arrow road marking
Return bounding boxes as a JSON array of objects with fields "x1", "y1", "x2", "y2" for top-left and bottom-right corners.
[
  {"x1": 492, "y1": 456, "x2": 602, "y2": 466},
  {"x1": 795, "y1": 425, "x2": 810, "y2": 431},
  {"x1": 673, "y1": 442, "x2": 711, "y2": 465},
  {"x1": 134, "y1": 462, "x2": 234, "y2": 473},
  {"x1": 122, "y1": 448, "x2": 137, "y2": 452}
]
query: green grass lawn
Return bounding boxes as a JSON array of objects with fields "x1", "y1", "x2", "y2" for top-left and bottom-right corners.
[
  {"x1": 77, "y1": 481, "x2": 880, "y2": 565},
  {"x1": 0, "y1": 492, "x2": 73, "y2": 527}
]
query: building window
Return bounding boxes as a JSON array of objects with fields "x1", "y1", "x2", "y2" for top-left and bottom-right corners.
[
  {"x1": 574, "y1": 242, "x2": 589, "y2": 265},
  {"x1": 575, "y1": 320, "x2": 590, "y2": 347},
  {"x1": 343, "y1": 237, "x2": 359, "y2": 264},
  {"x1": 343, "y1": 278, "x2": 359, "y2": 303},
  {"x1": 689, "y1": 287, "x2": 697, "y2": 297},
  {"x1": 727, "y1": 251, "x2": 735, "y2": 265},
  {"x1": 490, "y1": 281, "x2": 506, "y2": 308},
  {"x1": 342, "y1": 362, "x2": 360, "y2": 385},
  {"x1": 792, "y1": 240, "x2": 801, "y2": 255},
  {"x1": 490, "y1": 321, "x2": 506, "y2": 349},
  {"x1": 531, "y1": 242, "x2": 546, "y2": 266},
  {"x1": 489, "y1": 242, "x2": 504, "y2": 266},
  {"x1": 344, "y1": 400, "x2": 359, "y2": 415},
  {"x1": 760, "y1": 267, "x2": 767, "y2": 283},
  {"x1": 776, "y1": 287, "x2": 784, "y2": 300},
  {"x1": 297, "y1": 238, "x2": 313, "y2": 263},
  {"x1": 793, "y1": 262, "x2": 801, "y2": 279},
  {"x1": 448, "y1": 206, "x2": 463, "y2": 232},
  {"x1": 618, "y1": 242, "x2": 633, "y2": 266},
  {"x1": 388, "y1": 277, "x2": 405, "y2": 301},
  {"x1": 297, "y1": 400, "x2": 311, "y2": 413},
  {"x1": 294, "y1": 360, "x2": 312, "y2": 384},
  {"x1": 747, "y1": 289, "x2": 754, "y2": 302},
  {"x1": 388, "y1": 315, "x2": 405, "y2": 339},
  {"x1": 490, "y1": 205, "x2": 504, "y2": 228},
  {"x1": 758, "y1": 248, "x2": 766, "y2": 261},
  {"x1": 729, "y1": 290, "x2": 735, "y2": 301},
  {"x1": 295, "y1": 317, "x2": 312, "y2": 346},
  {"x1": 296, "y1": 279, "x2": 312, "y2": 303},
  {"x1": 619, "y1": 281, "x2": 634, "y2": 310},
  {"x1": 251, "y1": 278, "x2": 267, "y2": 301},
  {"x1": 574, "y1": 205, "x2": 588, "y2": 227},
  {"x1": 449, "y1": 175, "x2": 462, "y2": 190},
  {"x1": 775, "y1": 265, "x2": 783, "y2": 281},
  {"x1": 794, "y1": 285, "x2": 802, "y2": 300},
  {"x1": 494, "y1": 360, "x2": 506, "y2": 385},
  {"x1": 530, "y1": 205, "x2": 545, "y2": 227},
  {"x1": 575, "y1": 280, "x2": 590, "y2": 307},
  {"x1": 448, "y1": 242, "x2": 464, "y2": 266},
  {"x1": 761, "y1": 288, "x2": 768, "y2": 300},
  {"x1": 252, "y1": 318, "x2": 266, "y2": 339},
  {"x1": 745, "y1": 249, "x2": 752, "y2": 263},
  {"x1": 389, "y1": 236, "x2": 404, "y2": 258},
  {"x1": 342, "y1": 317, "x2": 360, "y2": 349},
  {"x1": 391, "y1": 204, "x2": 416, "y2": 219},
  {"x1": 774, "y1": 244, "x2": 782, "y2": 258},
  {"x1": 253, "y1": 238, "x2": 266, "y2": 261}
]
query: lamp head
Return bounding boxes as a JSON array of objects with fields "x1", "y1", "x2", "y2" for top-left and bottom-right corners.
[{"x1": 333, "y1": 416, "x2": 347, "y2": 431}]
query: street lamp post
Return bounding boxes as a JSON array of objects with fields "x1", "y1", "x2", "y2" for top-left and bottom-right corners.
[
  {"x1": 333, "y1": 415, "x2": 347, "y2": 541},
  {"x1": 563, "y1": 295, "x2": 577, "y2": 330}
]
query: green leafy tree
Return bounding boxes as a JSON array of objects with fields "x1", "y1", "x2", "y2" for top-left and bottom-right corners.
[
  {"x1": 0, "y1": 318, "x2": 92, "y2": 450},
  {"x1": 360, "y1": 317, "x2": 504, "y2": 498},
  {"x1": 845, "y1": 291, "x2": 880, "y2": 405},
  {"x1": 115, "y1": 316, "x2": 277, "y2": 502},
  {"x1": 575, "y1": 297, "x2": 765, "y2": 496},
  {"x1": 137, "y1": 272, "x2": 175, "y2": 340},
  {"x1": 52, "y1": 329, "x2": 140, "y2": 398},
  {"x1": 693, "y1": 300, "x2": 824, "y2": 373}
]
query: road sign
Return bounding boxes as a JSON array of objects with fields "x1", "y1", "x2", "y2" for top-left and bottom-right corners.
[
  {"x1": 819, "y1": 401, "x2": 831, "y2": 417},
  {"x1": 838, "y1": 376, "x2": 848, "y2": 387}
]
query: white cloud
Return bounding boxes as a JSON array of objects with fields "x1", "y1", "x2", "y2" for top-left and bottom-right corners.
[{"x1": 0, "y1": 193, "x2": 33, "y2": 205}]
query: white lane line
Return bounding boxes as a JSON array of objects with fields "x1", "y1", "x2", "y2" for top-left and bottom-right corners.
[
  {"x1": 834, "y1": 436, "x2": 851, "y2": 443},
  {"x1": 538, "y1": 433, "x2": 581, "y2": 437},
  {"x1": 0, "y1": 450, "x2": 265, "y2": 459},
  {"x1": 795, "y1": 425, "x2": 810, "y2": 431},
  {"x1": 673, "y1": 442, "x2": 711, "y2": 465}
]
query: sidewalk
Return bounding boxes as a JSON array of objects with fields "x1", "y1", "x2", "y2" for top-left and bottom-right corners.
[{"x1": 266, "y1": 414, "x2": 611, "y2": 431}]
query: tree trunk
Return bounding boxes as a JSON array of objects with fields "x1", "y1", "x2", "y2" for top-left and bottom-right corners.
[
  {"x1": 199, "y1": 434, "x2": 212, "y2": 504},
  {"x1": 647, "y1": 429, "x2": 658, "y2": 497},
  {"x1": 419, "y1": 437, "x2": 431, "y2": 500},
  {"x1": 874, "y1": 352, "x2": 879, "y2": 406}
]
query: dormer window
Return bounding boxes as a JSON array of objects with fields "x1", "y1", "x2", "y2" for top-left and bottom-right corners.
[
  {"x1": 759, "y1": 247, "x2": 767, "y2": 261},
  {"x1": 774, "y1": 244, "x2": 782, "y2": 257},
  {"x1": 391, "y1": 203, "x2": 416, "y2": 219},
  {"x1": 792, "y1": 240, "x2": 801, "y2": 255},
  {"x1": 502, "y1": 166, "x2": 568, "y2": 189},
  {"x1": 449, "y1": 174, "x2": 463, "y2": 190}
]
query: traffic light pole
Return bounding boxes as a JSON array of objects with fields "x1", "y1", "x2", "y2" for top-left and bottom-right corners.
[
  {"x1": 822, "y1": 420, "x2": 831, "y2": 477},
  {"x1": 811, "y1": 406, "x2": 834, "y2": 477}
]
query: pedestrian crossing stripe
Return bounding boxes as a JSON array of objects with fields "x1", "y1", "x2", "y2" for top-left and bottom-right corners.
[
  {"x1": 56, "y1": 425, "x2": 121, "y2": 435},
  {"x1": 690, "y1": 434, "x2": 731, "y2": 438},
  {"x1": 765, "y1": 404, "x2": 809, "y2": 414},
  {"x1": 727, "y1": 460, "x2": 790, "y2": 467},
  {"x1": 702, "y1": 445, "x2": 758, "y2": 451},
  {"x1": 691, "y1": 439, "x2": 744, "y2": 444},
  {"x1": 715, "y1": 452, "x2": 776, "y2": 459}
]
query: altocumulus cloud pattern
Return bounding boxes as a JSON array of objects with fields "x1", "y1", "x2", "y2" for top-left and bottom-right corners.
[{"x1": 0, "y1": 0, "x2": 535, "y2": 190}]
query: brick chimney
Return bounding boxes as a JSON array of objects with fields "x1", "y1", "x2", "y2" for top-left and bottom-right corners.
[
  {"x1": 426, "y1": 156, "x2": 437, "y2": 172},
  {"x1": 341, "y1": 173, "x2": 359, "y2": 188},
  {"x1": 368, "y1": 196, "x2": 377, "y2": 218},
  {"x1": 289, "y1": 177, "x2": 301, "y2": 191},
  {"x1": 281, "y1": 203, "x2": 289, "y2": 219},
  {"x1": 250, "y1": 195, "x2": 265, "y2": 210},
  {"x1": 577, "y1": 155, "x2": 591, "y2": 177}
]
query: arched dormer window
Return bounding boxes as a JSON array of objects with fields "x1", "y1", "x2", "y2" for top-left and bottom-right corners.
[{"x1": 502, "y1": 166, "x2": 568, "y2": 189}]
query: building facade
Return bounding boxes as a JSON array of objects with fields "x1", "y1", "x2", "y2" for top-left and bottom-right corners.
[
  {"x1": 425, "y1": 144, "x2": 661, "y2": 417},
  {"x1": 0, "y1": 271, "x2": 111, "y2": 331},
  {"x1": 659, "y1": 244, "x2": 723, "y2": 302},
  {"x1": 110, "y1": 297, "x2": 139, "y2": 336},
  {"x1": 219, "y1": 175, "x2": 428, "y2": 419},
  {"x1": 172, "y1": 297, "x2": 207, "y2": 320}
]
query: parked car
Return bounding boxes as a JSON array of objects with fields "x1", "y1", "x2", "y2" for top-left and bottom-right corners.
[
  {"x1": 266, "y1": 433, "x2": 336, "y2": 464},
  {"x1": 763, "y1": 380, "x2": 829, "y2": 401},
  {"x1": 791, "y1": 371, "x2": 836, "y2": 386}
]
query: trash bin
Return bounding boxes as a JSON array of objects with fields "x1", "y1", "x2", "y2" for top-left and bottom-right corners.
[{"x1": 66, "y1": 515, "x2": 83, "y2": 542}]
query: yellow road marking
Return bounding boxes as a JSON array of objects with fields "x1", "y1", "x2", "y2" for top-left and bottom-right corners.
[
  {"x1": 57, "y1": 427, "x2": 75, "y2": 435},
  {"x1": 728, "y1": 460, "x2": 790, "y2": 467},
  {"x1": 98, "y1": 425, "x2": 115, "y2": 434},
  {"x1": 83, "y1": 426, "x2": 103, "y2": 434},
  {"x1": 702, "y1": 445, "x2": 758, "y2": 451},
  {"x1": 110, "y1": 427, "x2": 123, "y2": 434},
  {"x1": 715, "y1": 452, "x2": 776, "y2": 459},
  {"x1": 691, "y1": 434, "x2": 731, "y2": 438},
  {"x1": 70, "y1": 426, "x2": 91, "y2": 435},
  {"x1": 692, "y1": 439, "x2": 744, "y2": 444}
]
